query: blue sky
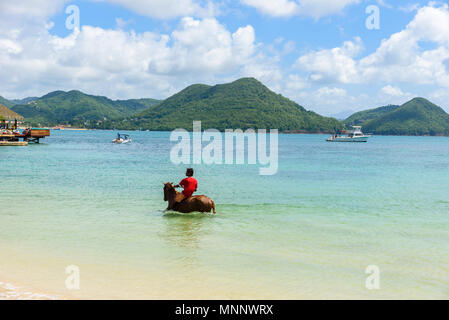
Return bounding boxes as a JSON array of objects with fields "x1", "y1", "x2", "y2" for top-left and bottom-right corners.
[{"x1": 1, "y1": 0, "x2": 449, "y2": 116}]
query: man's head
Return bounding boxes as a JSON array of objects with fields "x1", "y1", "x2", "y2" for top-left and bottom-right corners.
[{"x1": 186, "y1": 168, "x2": 194, "y2": 177}]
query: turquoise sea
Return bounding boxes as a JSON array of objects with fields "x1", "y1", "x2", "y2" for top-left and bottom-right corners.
[{"x1": 1, "y1": 130, "x2": 448, "y2": 299}]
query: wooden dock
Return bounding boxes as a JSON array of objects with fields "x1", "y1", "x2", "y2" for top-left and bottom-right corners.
[
  {"x1": 15, "y1": 128, "x2": 51, "y2": 144},
  {"x1": 0, "y1": 128, "x2": 50, "y2": 146},
  {"x1": 0, "y1": 104, "x2": 40, "y2": 146},
  {"x1": 0, "y1": 140, "x2": 28, "y2": 146}
]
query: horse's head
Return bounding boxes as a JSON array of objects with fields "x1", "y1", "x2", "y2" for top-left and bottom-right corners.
[{"x1": 163, "y1": 182, "x2": 175, "y2": 201}]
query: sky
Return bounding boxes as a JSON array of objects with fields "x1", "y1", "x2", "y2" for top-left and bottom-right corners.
[{"x1": 1, "y1": 0, "x2": 449, "y2": 116}]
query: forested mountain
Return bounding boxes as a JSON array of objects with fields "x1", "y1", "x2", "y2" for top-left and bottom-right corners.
[
  {"x1": 344, "y1": 98, "x2": 449, "y2": 136},
  {"x1": 104, "y1": 78, "x2": 342, "y2": 132},
  {"x1": 0, "y1": 96, "x2": 13, "y2": 108},
  {"x1": 11, "y1": 90, "x2": 160, "y2": 127},
  {"x1": 344, "y1": 105, "x2": 400, "y2": 126},
  {"x1": 6, "y1": 81, "x2": 447, "y2": 136}
]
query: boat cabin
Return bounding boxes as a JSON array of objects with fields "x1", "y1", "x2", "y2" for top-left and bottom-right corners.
[{"x1": 346, "y1": 126, "x2": 365, "y2": 138}]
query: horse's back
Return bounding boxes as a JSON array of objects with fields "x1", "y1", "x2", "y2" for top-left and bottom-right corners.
[
  {"x1": 193, "y1": 195, "x2": 212, "y2": 202},
  {"x1": 182, "y1": 195, "x2": 214, "y2": 213}
]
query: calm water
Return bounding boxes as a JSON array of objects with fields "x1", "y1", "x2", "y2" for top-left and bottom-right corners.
[{"x1": 1, "y1": 130, "x2": 448, "y2": 299}]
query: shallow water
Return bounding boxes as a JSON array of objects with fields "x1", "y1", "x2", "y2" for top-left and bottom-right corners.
[{"x1": 1, "y1": 130, "x2": 448, "y2": 299}]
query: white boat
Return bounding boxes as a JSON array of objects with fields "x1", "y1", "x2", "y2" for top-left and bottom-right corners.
[
  {"x1": 112, "y1": 133, "x2": 132, "y2": 144},
  {"x1": 326, "y1": 126, "x2": 371, "y2": 142}
]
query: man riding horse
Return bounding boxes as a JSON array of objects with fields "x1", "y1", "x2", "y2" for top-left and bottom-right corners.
[
  {"x1": 174, "y1": 168, "x2": 198, "y2": 202},
  {"x1": 163, "y1": 168, "x2": 216, "y2": 213}
]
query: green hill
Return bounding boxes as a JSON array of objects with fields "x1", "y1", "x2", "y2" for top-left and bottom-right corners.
[
  {"x1": 107, "y1": 78, "x2": 342, "y2": 132},
  {"x1": 10, "y1": 97, "x2": 39, "y2": 105},
  {"x1": 11, "y1": 91, "x2": 160, "y2": 127},
  {"x1": 114, "y1": 98, "x2": 160, "y2": 113},
  {"x1": 345, "y1": 98, "x2": 449, "y2": 136},
  {"x1": 0, "y1": 96, "x2": 39, "y2": 109},
  {"x1": 0, "y1": 96, "x2": 13, "y2": 108},
  {"x1": 344, "y1": 104, "x2": 400, "y2": 126}
]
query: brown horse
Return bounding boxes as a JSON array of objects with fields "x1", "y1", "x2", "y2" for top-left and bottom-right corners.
[{"x1": 163, "y1": 183, "x2": 216, "y2": 214}]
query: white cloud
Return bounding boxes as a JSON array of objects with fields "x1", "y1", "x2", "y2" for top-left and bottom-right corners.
[
  {"x1": 0, "y1": 1, "x2": 217, "y2": 24},
  {"x1": 429, "y1": 88, "x2": 449, "y2": 111},
  {"x1": 0, "y1": 0, "x2": 68, "y2": 19},
  {"x1": 377, "y1": 0, "x2": 393, "y2": 9},
  {"x1": 377, "y1": 85, "x2": 415, "y2": 106},
  {"x1": 381, "y1": 85, "x2": 405, "y2": 97},
  {"x1": 359, "y1": 4, "x2": 449, "y2": 86},
  {"x1": 398, "y1": 3, "x2": 420, "y2": 13},
  {"x1": 295, "y1": 37, "x2": 363, "y2": 83},
  {"x1": 241, "y1": 0, "x2": 359, "y2": 18},
  {"x1": 241, "y1": 0, "x2": 300, "y2": 17},
  {"x1": 0, "y1": 0, "x2": 70, "y2": 35},
  {"x1": 295, "y1": 86, "x2": 357, "y2": 115},
  {"x1": 294, "y1": 4, "x2": 449, "y2": 88},
  {"x1": 316, "y1": 87, "x2": 347, "y2": 98},
  {"x1": 0, "y1": 39, "x2": 23, "y2": 54},
  {"x1": 285, "y1": 74, "x2": 309, "y2": 91},
  {"x1": 0, "y1": 15, "x2": 257, "y2": 99},
  {"x1": 240, "y1": 53, "x2": 283, "y2": 91},
  {"x1": 2, "y1": 1, "x2": 449, "y2": 116},
  {"x1": 376, "y1": 0, "x2": 392, "y2": 9},
  {"x1": 148, "y1": 18, "x2": 255, "y2": 74},
  {"x1": 103, "y1": 0, "x2": 217, "y2": 19},
  {"x1": 115, "y1": 18, "x2": 132, "y2": 29}
]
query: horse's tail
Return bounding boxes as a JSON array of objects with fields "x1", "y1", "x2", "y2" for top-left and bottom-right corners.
[{"x1": 211, "y1": 200, "x2": 216, "y2": 214}]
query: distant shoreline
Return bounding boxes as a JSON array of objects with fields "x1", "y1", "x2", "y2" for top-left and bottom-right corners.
[
  {"x1": 18, "y1": 126, "x2": 88, "y2": 131},
  {"x1": 48, "y1": 128, "x2": 449, "y2": 137},
  {"x1": 51, "y1": 127, "x2": 88, "y2": 131}
]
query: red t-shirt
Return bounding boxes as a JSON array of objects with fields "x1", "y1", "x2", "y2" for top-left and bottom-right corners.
[{"x1": 179, "y1": 177, "x2": 198, "y2": 197}]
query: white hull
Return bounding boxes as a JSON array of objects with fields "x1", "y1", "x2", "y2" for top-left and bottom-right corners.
[
  {"x1": 112, "y1": 139, "x2": 132, "y2": 144},
  {"x1": 326, "y1": 136, "x2": 369, "y2": 142}
]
